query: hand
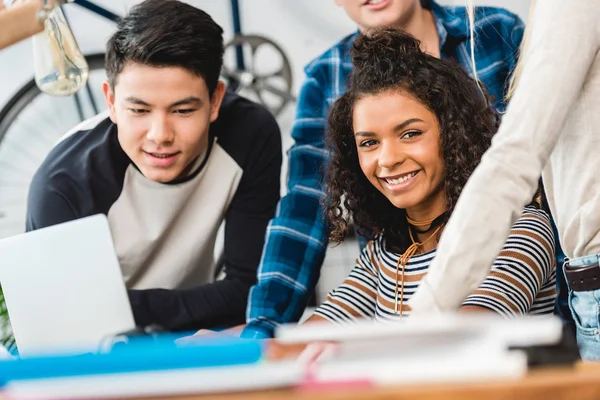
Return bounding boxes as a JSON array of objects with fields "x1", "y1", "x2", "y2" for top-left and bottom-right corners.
[
  {"x1": 10, "y1": 0, "x2": 38, "y2": 8},
  {"x1": 264, "y1": 339, "x2": 309, "y2": 361},
  {"x1": 175, "y1": 324, "x2": 245, "y2": 345},
  {"x1": 297, "y1": 342, "x2": 339, "y2": 365},
  {"x1": 265, "y1": 340, "x2": 339, "y2": 363},
  {"x1": 11, "y1": 0, "x2": 59, "y2": 10}
]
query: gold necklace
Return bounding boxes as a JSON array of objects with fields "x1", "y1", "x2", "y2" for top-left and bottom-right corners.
[
  {"x1": 394, "y1": 224, "x2": 444, "y2": 315},
  {"x1": 405, "y1": 215, "x2": 438, "y2": 228}
]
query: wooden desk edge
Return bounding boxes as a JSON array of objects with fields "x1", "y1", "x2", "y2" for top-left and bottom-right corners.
[
  {"x1": 3, "y1": 363, "x2": 599, "y2": 400},
  {"x1": 165, "y1": 363, "x2": 600, "y2": 400}
]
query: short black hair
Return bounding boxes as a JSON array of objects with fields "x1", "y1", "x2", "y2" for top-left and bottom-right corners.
[{"x1": 105, "y1": 0, "x2": 224, "y2": 96}]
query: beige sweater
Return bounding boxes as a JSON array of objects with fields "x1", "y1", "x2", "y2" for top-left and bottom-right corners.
[{"x1": 409, "y1": 0, "x2": 600, "y2": 313}]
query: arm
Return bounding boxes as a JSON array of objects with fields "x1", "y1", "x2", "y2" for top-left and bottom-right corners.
[
  {"x1": 26, "y1": 170, "x2": 80, "y2": 231},
  {"x1": 460, "y1": 208, "x2": 555, "y2": 315},
  {"x1": 410, "y1": 0, "x2": 600, "y2": 314},
  {"x1": 308, "y1": 240, "x2": 379, "y2": 323},
  {"x1": 0, "y1": 0, "x2": 47, "y2": 51},
  {"x1": 129, "y1": 116, "x2": 282, "y2": 331},
  {"x1": 501, "y1": 13, "x2": 525, "y2": 88},
  {"x1": 266, "y1": 241, "x2": 380, "y2": 363},
  {"x1": 265, "y1": 241, "x2": 380, "y2": 361},
  {"x1": 241, "y1": 71, "x2": 331, "y2": 339}
]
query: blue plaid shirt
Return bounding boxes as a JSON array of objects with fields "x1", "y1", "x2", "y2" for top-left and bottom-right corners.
[{"x1": 242, "y1": 1, "x2": 524, "y2": 339}]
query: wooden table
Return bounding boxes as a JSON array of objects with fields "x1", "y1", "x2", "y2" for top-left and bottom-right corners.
[{"x1": 147, "y1": 363, "x2": 600, "y2": 400}]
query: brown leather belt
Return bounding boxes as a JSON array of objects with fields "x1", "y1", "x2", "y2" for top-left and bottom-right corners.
[{"x1": 564, "y1": 261, "x2": 600, "y2": 292}]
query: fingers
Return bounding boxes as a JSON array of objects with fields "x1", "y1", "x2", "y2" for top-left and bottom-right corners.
[
  {"x1": 192, "y1": 329, "x2": 215, "y2": 337},
  {"x1": 174, "y1": 329, "x2": 219, "y2": 345},
  {"x1": 11, "y1": 0, "x2": 54, "y2": 10},
  {"x1": 265, "y1": 340, "x2": 309, "y2": 361},
  {"x1": 297, "y1": 342, "x2": 338, "y2": 365}
]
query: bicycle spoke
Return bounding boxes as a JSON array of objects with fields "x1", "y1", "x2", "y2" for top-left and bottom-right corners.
[
  {"x1": 9, "y1": 108, "x2": 62, "y2": 144},
  {"x1": 0, "y1": 161, "x2": 33, "y2": 177},
  {"x1": 255, "y1": 68, "x2": 285, "y2": 79},
  {"x1": 0, "y1": 181, "x2": 28, "y2": 189},
  {"x1": 0, "y1": 54, "x2": 107, "y2": 240},
  {"x1": 73, "y1": 92, "x2": 85, "y2": 121},
  {"x1": 4, "y1": 124, "x2": 55, "y2": 149},
  {"x1": 251, "y1": 88, "x2": 267, "y2": 110},
  {"x1": 2, "y1": 141, "x2": 47, "y2": 169},
  {"x1": 85, "y1": 81, "x2": 100, "y2": 115},
  {"x1": 8, "y1": 101, "x2": 76, "y2": 148},
  {"x1": 262, "y1": 83, "x2": 296, "y2": 102}
]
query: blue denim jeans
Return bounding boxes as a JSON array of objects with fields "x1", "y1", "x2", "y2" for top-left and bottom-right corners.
[{"x1": 565, "y1": 254, "x2": 600, "y2": 360}]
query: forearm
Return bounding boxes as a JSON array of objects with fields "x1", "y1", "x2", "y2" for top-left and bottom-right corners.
[
  {"x1": 128, "y1": 278, "x2": 251, "y2": 331},
  {"x1": 410, "y1": 0, "x2": 599, "y2": 314},
  {"x1": 243, "y1": 193, "x2": 329, "y2": 338},
  {"x1": 410, "y1": 158, "x2": 538, "y2": 313},
  {"x1": 304, "y1": 313, "x2": 330, "y2": 324},
  {"x1": 243, "y1": 69, "x2": 332, "y2": 338},
  {"x1": 0, "y1": 0, "x2": 47, "y2": 50},
  {"x1": 244, "y1": 265, "x2": 324, "y2": 338},
  {"x1": 459, "y1": 305, "x2": 494, "y2": 313}
]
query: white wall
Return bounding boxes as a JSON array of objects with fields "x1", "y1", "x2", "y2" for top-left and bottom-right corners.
[{"x1": 0, "y1": 0, "x2": 530, "y2": 110}]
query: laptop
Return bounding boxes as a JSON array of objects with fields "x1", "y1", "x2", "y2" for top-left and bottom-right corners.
[{"x1": 0, "y1": 215, "x2": 135, "y2": 357}]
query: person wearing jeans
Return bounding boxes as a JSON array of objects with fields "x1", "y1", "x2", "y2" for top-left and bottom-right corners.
[
  {"x1": 407, "y1": 0, "x2": 600, "y2": 360},
  {"x1": 564, "y1": 255, "x2": 600, "y2": 360}
]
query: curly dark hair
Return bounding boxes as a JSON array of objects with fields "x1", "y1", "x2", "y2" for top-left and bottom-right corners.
[{"x1": 325, "y1": 28, "x2": 501, "y2": 253}]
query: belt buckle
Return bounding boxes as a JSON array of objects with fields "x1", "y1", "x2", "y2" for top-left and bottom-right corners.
[{"x1": 565, "y1": 255, "x2": 600, "y2": 271}]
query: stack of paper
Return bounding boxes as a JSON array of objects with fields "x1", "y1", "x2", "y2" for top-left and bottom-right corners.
[{"x1": 277, "y1": 314, "x2": 563, "y2": 385}]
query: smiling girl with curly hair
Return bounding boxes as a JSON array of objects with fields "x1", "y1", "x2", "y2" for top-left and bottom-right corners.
[{"x1": 307, "y1": 28, "x2": 556, "y2": 322}]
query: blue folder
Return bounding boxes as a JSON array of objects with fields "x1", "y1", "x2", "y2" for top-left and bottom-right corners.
[{"x1": 0, "y1": 335, "x2": 263, "y2": 385}]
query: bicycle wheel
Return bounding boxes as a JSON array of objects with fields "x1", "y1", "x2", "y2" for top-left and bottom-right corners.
[
  {"x1": 222, "y1": 35, "x2": 295, "y2": 117},
  {"x1": 0, "y1": 53, "x2": 108, "y2": 240}
]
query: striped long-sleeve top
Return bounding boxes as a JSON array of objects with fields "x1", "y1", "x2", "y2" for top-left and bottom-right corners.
[
  {"x1": 313, "y1": 207, "x2": 556, "y2": 322},
  {"x1": 242, "y1": 2, "x2": 526, "y2": 339}
]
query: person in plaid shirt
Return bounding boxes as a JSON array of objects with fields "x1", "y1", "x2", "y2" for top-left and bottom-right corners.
[{"x1": 242, "y1": 0, "x2": 525, "y2": 339}]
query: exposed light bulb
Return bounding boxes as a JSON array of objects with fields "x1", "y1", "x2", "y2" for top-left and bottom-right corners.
[{"x1": 32, "y1": 3, "x2": 88, "y2": 96}]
